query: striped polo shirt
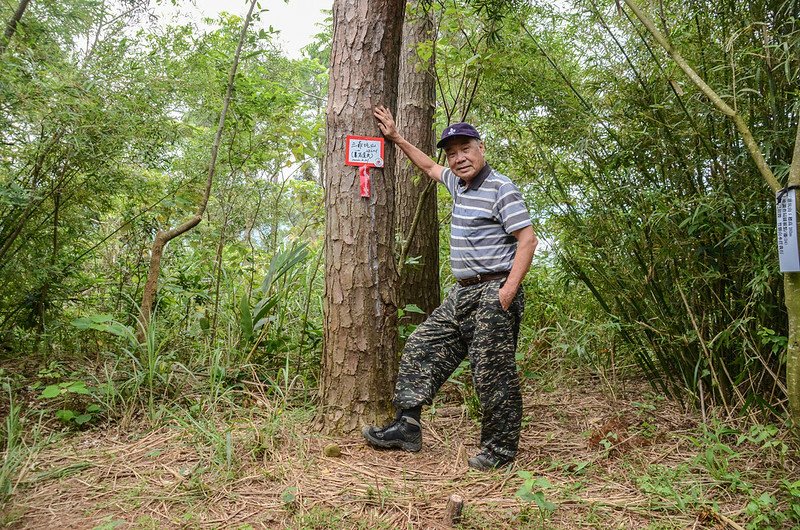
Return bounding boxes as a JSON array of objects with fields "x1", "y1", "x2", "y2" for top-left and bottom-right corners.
[{"x1": 441, "y1": 164, "x2": 532, "y2": 280}]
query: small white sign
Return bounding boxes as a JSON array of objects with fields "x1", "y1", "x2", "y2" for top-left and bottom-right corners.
[
  {"x1": 345, "y1": 135, "x2": 384, "y2": 168},
  {"x1": 777, "y1": 188, "x2": 800, "y2": 272}
]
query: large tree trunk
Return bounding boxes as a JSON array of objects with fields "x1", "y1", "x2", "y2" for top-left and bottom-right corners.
[
  {"x1": 318, "y1": 0, "x2": 406, "y2": 434},
  {"x1": 395, "y1": 1, "x2": 440, "y2": 320},
  {"x1": 137, "y1": 0, "x2": 257, "y2": 341}
]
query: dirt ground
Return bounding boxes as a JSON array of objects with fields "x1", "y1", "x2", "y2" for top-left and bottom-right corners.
[{"x1": 2, "y1": 375, "x2": 796, "y2": 529}]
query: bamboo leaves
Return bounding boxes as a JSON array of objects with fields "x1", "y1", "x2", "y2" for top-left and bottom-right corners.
[
  {"x1": 240, "y1": 242, "x2": 310, "y2": 346},
  {"x1": 465, "y1": 0, "x2": 797, "y2": 418},
  {"x1": 240, "y1": 293, "x2": 254, "y2": 343}
]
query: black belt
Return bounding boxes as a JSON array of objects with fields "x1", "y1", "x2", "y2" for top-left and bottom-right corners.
[{"x1": 457, "y1": 272, "x2": 510, "y2": 287}]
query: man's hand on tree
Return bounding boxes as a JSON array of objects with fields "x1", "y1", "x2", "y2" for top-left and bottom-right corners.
[{"x1": 374, "y1": 105, "x2": 401, "y2": 142}]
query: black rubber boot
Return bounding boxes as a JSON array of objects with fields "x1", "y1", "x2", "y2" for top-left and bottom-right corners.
[
  {"x1": 362, "y1": 417, "x2": 422, "y2": 452},
  {"x1": 467, "y1": 449, "x2": 513, "y2": 471}
]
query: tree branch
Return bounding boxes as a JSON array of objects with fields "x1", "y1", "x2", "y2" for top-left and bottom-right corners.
[
  {"x1": 137, "y1": 0, "x2": 258, "y2": 338},
  {"x1": 0, "y1": 0, "x2": 30, "y2": 55}
]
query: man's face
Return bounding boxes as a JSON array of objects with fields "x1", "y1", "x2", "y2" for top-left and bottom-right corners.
[{"x1": 444, "y1": 137, "x2": 485, "y2": 182}]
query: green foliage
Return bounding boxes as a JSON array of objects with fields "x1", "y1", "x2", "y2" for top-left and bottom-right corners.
[
  {"x1": 71, "y1": 315, "x2": 132, "y2": 339},
  {"x1": 244, "y1": 242, "x2": 310, "y2": 344},
  {"x1": 635, "y1": 463, "x2": 704, "y2": 512},
  {"x1": 39, "y1": 379, "x2": 101, "y2": 427},
  {"x1": 460, "y1": 0, "x2": 797, "y2": 416},
  {"x1": 0, "y1": 385, "x2": 23, "y2": 500},
  {"x1": 0, "y1": 0, "x2": 328, "y2": 437},
  {"x1": 281, "y1": 485, "x2": 298, "y2": 505},
  {"x1": 1, "y1": 6, "x2": 797, "y2": 528},
  {"x1": 288, "y1": 506, "x2": 344, "y2": 529},
  {"x1": 627, "y1": 420, "x2": 800, "y2": 526},
  {"x1": 516, "y1": 470, "x2": 557, "y2": 515},
  {"x1": 398, "y1": 303, "x2": 425, "y2": 341},
  {"x1": 0, "y1": 383, "x2": 55, "y2": 504},
  {"x1": 444, "y1": 359, "x2": 483, "y2": 421}
]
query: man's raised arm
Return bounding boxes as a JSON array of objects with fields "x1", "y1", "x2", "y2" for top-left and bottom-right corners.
[{"x1": 373, "y1": 105, "x2": 445, "y2": 183}]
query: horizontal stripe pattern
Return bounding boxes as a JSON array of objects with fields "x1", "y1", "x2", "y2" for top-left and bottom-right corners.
[{"x1": 441, "y1": 165, "x2": 532, "y2": 279}]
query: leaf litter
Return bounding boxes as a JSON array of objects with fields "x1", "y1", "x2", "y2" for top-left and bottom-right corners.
[{"x1": 3, "y1": 377, "x2": 798, "y2": 529}]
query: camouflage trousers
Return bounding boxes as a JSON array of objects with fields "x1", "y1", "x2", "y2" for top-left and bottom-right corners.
[{"x1": 393, "y1": 279, "x2": 524, "y2": 458}]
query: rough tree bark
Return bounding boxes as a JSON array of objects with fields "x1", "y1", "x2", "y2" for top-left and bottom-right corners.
[
  {"x1": 318, "y1": 0, "x2": 407, "y2": 434},
  {"x1": 137, "y1": 0, "x2": 257, "y2": 341},
  {"x1": 622, "y1": 0, "x2": 799, "y2": 427},
  {"x1": 395, "y1": 0, "x2": 440, "y2": 319}
]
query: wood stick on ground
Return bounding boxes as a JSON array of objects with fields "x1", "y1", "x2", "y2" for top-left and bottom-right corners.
[
  {"x1": 716, "y1": 511, "x2": 747, "y2": 530},
  {"x1": 444, "y1": 493, "x2": 463, "y2": 527}
]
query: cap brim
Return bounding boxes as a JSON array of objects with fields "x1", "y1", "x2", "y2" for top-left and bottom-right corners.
[{"x1": 436, "y1": 134, "x2": 480, "y2": 149}]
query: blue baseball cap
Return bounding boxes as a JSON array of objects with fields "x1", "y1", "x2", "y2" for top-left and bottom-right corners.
[{"x1": 436, "y1": 122, "x2": 481, "y2": 148}]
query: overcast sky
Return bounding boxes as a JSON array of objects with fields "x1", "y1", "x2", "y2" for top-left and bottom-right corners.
[{"x1": 155, "y1": 0, "x2": 333, "y2": 58}]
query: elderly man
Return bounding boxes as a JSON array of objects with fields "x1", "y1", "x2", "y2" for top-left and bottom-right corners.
[{"x1": 362, "y1": 106, "x2": 537, "y2": 471}]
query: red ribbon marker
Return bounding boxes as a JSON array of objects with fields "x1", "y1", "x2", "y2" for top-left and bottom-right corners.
[{"x1": 359, "y1": 165, "x2": 371, "y2": 198}]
